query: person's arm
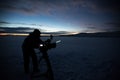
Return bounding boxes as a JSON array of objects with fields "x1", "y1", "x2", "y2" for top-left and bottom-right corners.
[{"x1": 45, "y1": 34, "x2": 53, "y2": 43}]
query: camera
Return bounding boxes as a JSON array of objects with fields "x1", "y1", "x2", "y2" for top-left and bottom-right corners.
[
  {"x1": 39, "y1": 39, "x2": 61, "y2": 52},
  {"x1": 39, "y1": 42, "x2": 56, "y2": 52}
]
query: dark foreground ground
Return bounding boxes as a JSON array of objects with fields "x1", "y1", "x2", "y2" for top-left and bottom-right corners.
[{"x1": 0, "y1": 36, "x2": 120, "y2": 80}]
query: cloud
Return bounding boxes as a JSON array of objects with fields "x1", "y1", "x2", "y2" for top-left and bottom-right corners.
[
  {"x1": 83, "y1": 23, "x2": 120, "y2": 32},
  {"x1": 0, "y1": 21, "x2": 45, "y2": 33},
  {"x1": 85, "y1": 23, "x2": 96, "y2": 27},
  {"x1": 85, "y1": 26, "x2": 105, "y2": 33},
  {"x1": 42, "y1": 31, "x2": 69, "y2": 34},
  {"x1": 0, "y1": 21, "x2": 10, "y2": 24},
  {"x1": 72, "y1": 0, "x2": 120, "y2": 13},
  {"x1": 89, "y1": 0, "x2": 119, "y2": 13},
  {"x1": 105, "y1": 22, "x2": 120, "y2": 28},
  {"x1": 0, "y1": 1, "x2": 37, "y2": 15},
  {"x1": 0, "y1": 27, "x2": 73, "y2": 35},
  {"x1": 0, "y1": 27, "x2": 35, "y2": 33},
  {"x1": 104, "y1": 22, "x2": 120, "y2": 32},
  {"x1": 0, "y1": 0, "x2": 119, "y2": 15},
  {"x1": 0, "y1": 0, "x2": 66, "y2": 15},
  {"x1": 87, "y1": 22, "x2": 120, "y2": 32},
  {"x1": 0, "y1": 21, "x2": 42, "y2": 26}
]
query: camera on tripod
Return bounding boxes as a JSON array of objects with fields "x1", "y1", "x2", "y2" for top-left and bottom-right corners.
[{"x1": 39, "y1": 39, "x2": 56, "y2": 52}]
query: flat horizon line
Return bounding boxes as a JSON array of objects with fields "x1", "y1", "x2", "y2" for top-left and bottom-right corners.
[{"x1": 0, "y1": 32, "x2": 69, "y2": 37}]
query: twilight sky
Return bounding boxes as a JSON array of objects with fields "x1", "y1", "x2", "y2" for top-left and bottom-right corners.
[{"x1": 0, "y1": 0, "x2": 120, "y2": 34}]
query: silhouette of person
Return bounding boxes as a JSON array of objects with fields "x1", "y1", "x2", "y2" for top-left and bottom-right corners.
[
  {"x1": 22, "y1": 29, "x2": 55, "y2": 80},
  {"x1": 22, "y1": 29, "x2": 43, "y2": 74}
]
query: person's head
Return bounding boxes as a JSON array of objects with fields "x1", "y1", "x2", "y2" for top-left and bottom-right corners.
[{"x1": 32, "y1": 29, "x2": 41, "y2": 37}]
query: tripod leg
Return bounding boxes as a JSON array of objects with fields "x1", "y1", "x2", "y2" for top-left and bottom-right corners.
[{"x1": 43, "y1": 52, "x2": 54, "y2": 80}]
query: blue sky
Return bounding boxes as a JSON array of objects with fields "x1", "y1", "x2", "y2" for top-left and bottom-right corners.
[{"x1": 0, "y1": 0, "x2": 120, "y2": 34}]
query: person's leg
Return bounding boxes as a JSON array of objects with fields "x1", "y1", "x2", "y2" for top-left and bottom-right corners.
[
  {"x1": 23, "y1": 51, "x2": 30, "y2": 74},
  {"x1": 31, "y1": 51, "x2": 39, "y2": 72}
]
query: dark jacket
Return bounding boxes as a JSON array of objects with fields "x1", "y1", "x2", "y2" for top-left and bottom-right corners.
[{"x1": 22, "y1": 33, "x2": 43, "y2": 51}]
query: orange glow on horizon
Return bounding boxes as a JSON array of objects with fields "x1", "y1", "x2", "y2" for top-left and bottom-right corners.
[
  {"x1": 0, "y1": 32, "x2": 79, "y2": 37},
  {"x1": 0, "y1": 33, "x2": 28, "y2": 36},
  {"x1": 0, "y1": 33, "x2": 58, "y2": 36}
]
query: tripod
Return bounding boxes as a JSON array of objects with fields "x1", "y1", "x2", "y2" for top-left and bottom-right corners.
[{"x1": 31, "y1": 40, "x2": 56, "y2": 80}]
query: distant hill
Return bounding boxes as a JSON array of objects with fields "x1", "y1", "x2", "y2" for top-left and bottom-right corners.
[{"x1": 61, "y1": 31, "x2": 120, "y2": 37}]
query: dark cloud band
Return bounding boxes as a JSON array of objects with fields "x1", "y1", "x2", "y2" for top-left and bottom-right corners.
[{"x1": 0, "y1": 0, "x2": 119, "y2": 15}]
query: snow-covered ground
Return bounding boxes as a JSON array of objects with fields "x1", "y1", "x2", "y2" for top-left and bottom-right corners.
[{"x1": 0, "y1": 36, "x2": 120, "y2": 80}]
